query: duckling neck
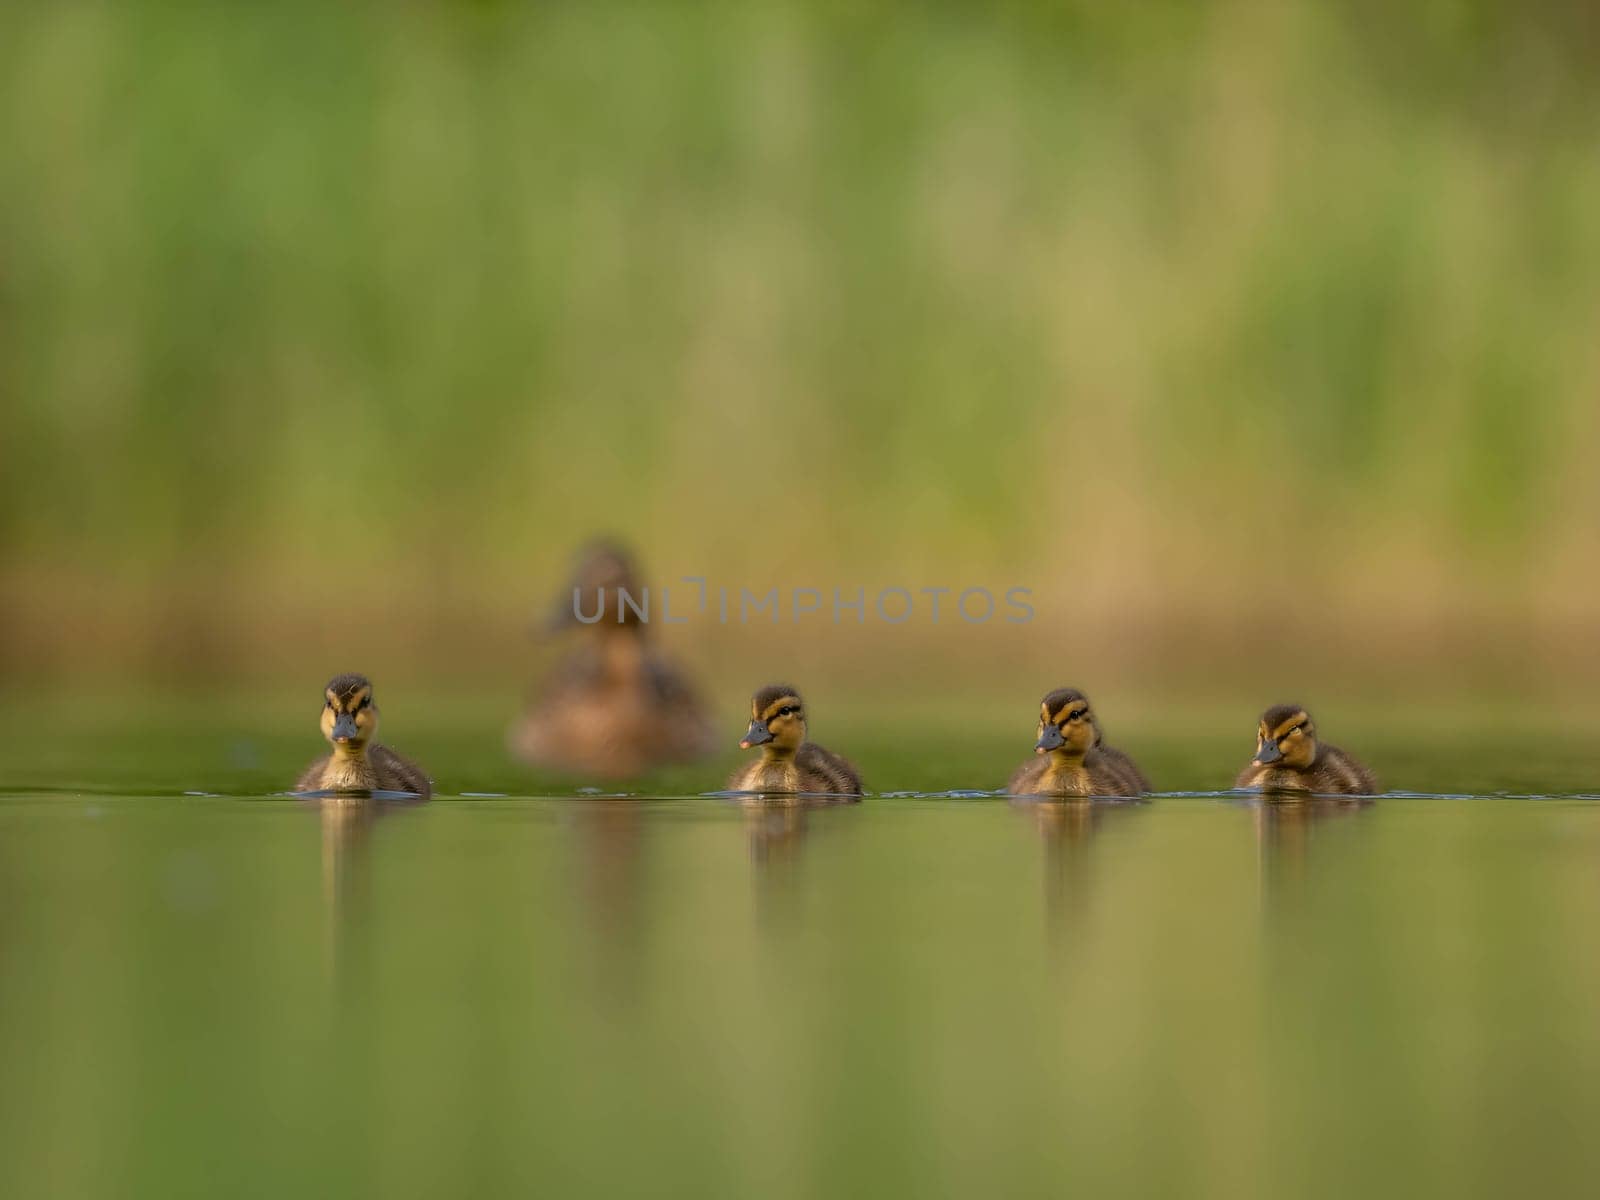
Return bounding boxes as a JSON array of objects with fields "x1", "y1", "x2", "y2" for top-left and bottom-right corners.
[
  {"x1": 322, "y1": 741, "x2": 377, "y2": 791},
  {"x1": 1039, "y1": 747, "x2": 1094, "y2": 795},
  {"x1": 1044, "y1": 747, "x2": 1090, "y2": 781},
  {"x1": 750, "y1": 743, "x2": 802, "y2": 792}
]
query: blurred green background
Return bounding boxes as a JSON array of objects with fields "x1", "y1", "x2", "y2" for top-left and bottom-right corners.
[{"x1": 2, "y1": 0, "x2": 1598, "y2": 710}]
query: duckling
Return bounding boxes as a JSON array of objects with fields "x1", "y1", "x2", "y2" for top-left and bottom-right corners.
[
  {"x1": 1235, "y1": 704, "x2": 1378, "y2": 796},
  {"x1": 295, "y1": 673, "x2": 432, "y2": 797},
  {"x1": 508, "y1": 539, "x2": 716, "y2": 779},
  {"x1": 728, "y1": 684, "x2": 863, "y2": 796},
  {"x1": 1007, "y1": 688, "x2": 1149, "y2": 798}
]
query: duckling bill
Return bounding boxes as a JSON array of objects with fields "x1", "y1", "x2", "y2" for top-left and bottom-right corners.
[
  {"x1": 1007, "y1": 687, "x2": 1149, "y2": 798},
  {"x1": 728, "y1": 684, "x2": 863, "y2": 796},
  {"x1": 1235, "y1": 704, "x2": 1377, "y2": 796},
  {"x1": 295, "y1": 673, "x2": 431, "y2": 797}
]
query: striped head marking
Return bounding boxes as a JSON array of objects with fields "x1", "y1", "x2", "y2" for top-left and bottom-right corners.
[
  {"x1": 1254, "y1": 704, "x2": 1315, "y2": 769},
  {"x1": 1035, "y1": 687, "x2": 1100, "y2": 756},
  {"x1": 321, "y1": 672, "x2": 379, "y2": 750},
  {"x1": 741, "y1": 684, "x2": 805, "y2": 752}
]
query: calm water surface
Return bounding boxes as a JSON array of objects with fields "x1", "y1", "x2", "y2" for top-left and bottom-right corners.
[{"x1": 1, "y1": 720, "x2": 1598, "y2": 1198}]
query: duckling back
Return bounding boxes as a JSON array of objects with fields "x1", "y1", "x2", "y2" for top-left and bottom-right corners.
[
  {"x1": 1009, "y1": 745, "x2": 1147, "y2": 798},
  {"x1": 297, "y1": 743, "x2": 432, "y2": 797},
  {"x1": 1236, "y1": 743, "x2": 1377, "y2": 795},
  {"x1": 796, "y1": 742, "x2": 863, "y2": 795},
  {"x1": 368, "y1": 745, "x2": 434, "y2": 796},
  {"x1": 1093, "y1": 745, "x2": 1151, "y2": 796},
  {"x1": 728, "y1": 741, "x2": 862, "y2": 796}
]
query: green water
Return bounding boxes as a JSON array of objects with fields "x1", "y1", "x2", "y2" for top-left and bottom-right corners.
[{"x1": 2, "y1": 713, "x2": 1598, "y2": 1198}]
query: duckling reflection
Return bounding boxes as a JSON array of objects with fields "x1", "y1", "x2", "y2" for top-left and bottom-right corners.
[
  {"x1": 746, "y1": 797, "x2": 808, "y2": 870},
  {"x1": 1020, "y1": 797, "x2": 1147, "y2": 936},
  {"x1": 573, "y1": 801, "x2": 647, "y2": 943},
  {"x1": 1252, "y1": 794, "x2": 1373, "y2": 899},
  {"x1": 742, "y1": 796, "x2": 857, "y2": 930},
  {"x1": 317, "y1": 795, "x2": 423, "y2": 982},
  {"x1": 509, "y1": 540, "x2": 716, "y2": 779},
  {"x1": 321, "y1": 797, "x2": 375, "y2": 932},
  {"x1": 742, "y1": 795, "x2": 859, "y2": 864}
]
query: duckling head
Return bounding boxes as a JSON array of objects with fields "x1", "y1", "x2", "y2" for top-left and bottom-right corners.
[
  {"x1": 321, "y1": 673, "x2": 379, "y2": 753},
  {"x1": 546, "y1": 538, "x2": 644, "y2": 632},
  {"x1": 1034, "y1": 687, "x2": 1103, "y2": 757},
  {"x1": 1253, "y1": 704, "x2": 1317, "y2": 769},
  {"x1": 740, "y1": 684, "x2": 806, "y2": 754}
]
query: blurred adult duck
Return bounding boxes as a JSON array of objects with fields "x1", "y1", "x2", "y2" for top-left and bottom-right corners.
[{"x1": 508, "y1": 539, "x2": 716, "y2": 779}]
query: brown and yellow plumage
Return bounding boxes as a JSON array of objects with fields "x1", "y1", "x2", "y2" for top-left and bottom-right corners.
[
  {"x1": 728, "y1": 684, "x2": 863, "y2": 796},
  {"x1": 295, "y1": 673, "x2": 432, "y2": 797},
  {"x1": 508, "y1": 540, "x2": 716, "y2": 779},
  {"x1": 1235, "y1": 704, "x2": 1377, "y2": 796},
  {"x1": 1007, "y1": 687, "x2": 1149, "y2": 798}
]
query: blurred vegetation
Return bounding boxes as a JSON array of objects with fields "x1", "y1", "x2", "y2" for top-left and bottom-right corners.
[{"x1": 1, "y1": 0, "x2": 1598, "y2": 695}]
